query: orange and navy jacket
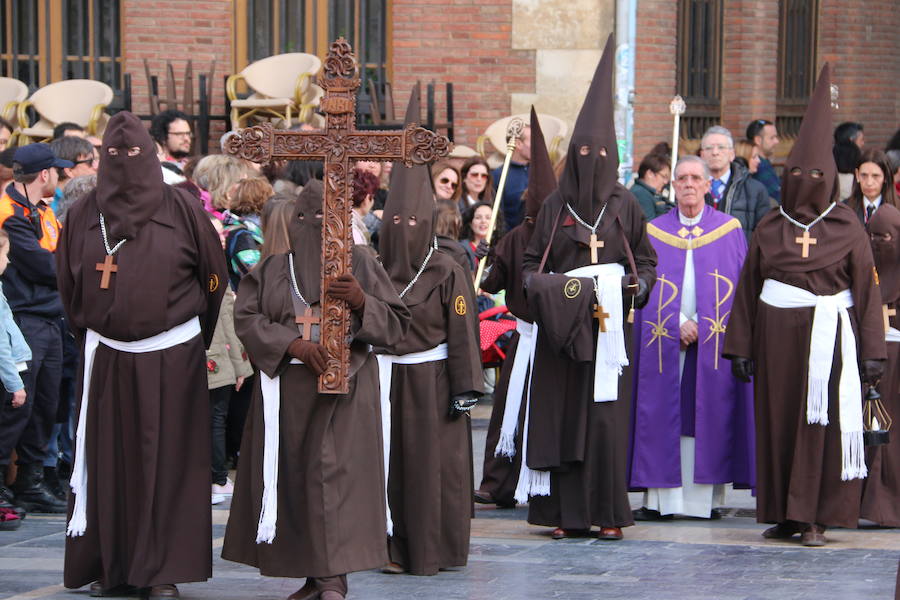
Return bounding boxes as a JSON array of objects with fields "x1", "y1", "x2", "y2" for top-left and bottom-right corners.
[{"x1": 0, "y1": 183, "x2": 63, "y2": 319}]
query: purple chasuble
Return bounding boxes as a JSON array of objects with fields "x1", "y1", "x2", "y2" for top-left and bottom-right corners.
[{"x1": 629, "y1": 205, "x2": 755, "y2": 489}]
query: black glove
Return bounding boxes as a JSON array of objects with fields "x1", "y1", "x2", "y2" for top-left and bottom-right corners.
[
  {"x1": 730, "y1": 357, "x2": 755, "y2": 382},
  {"x1": 474, "y1": 239, "x2": 490, "y2": 261},
  {"x1": 287, "y1": 339, "x2": 329, "y2": 375},
  {"x1": 622, "y1": 275, "x2": 649, "y2": 306},
  {"x1": 326, "y1": 273, "x2": 366, "y2": 312},
  {"x1": 449, "y1": 393, "x2": 479, "y2": 418},
  {"x1": 862, "y1": 359, "x2": 885, "y2": 386}
]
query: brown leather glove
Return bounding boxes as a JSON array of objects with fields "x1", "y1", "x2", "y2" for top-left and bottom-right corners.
[
  {"x1": 287, "y1": 338, "x2": 329, "y2": 375},
  {"x1": 326, "y1": 273, "x2": 366, "y2": 311}
]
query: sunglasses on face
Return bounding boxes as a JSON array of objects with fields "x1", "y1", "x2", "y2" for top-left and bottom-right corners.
[
  {"x1": 438, "y1": 177, "x2": 458, "y2": 189},
  {"x1": 468, "y1": 171, "x2": 488, "y2": 180},
  {"x1": 73, "y1": 158, "x2": 97, "y2": 167}
]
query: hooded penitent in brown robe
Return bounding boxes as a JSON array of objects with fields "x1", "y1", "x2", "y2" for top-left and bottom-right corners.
[
  {"x1": 860, "y1": 202, "x2": 900, "y2": 526},
  {"x1": 476, "y1": 107, "x2": 557, "y2": 507},
  {"x1": 373, "y1": 91, "x2": 484, "y2": 576},
  {"x1": 520, "y1": 36, "x2": 657, "y2": 537},
  {"x1": 221, "y1": 180, "x2": 410, "y2": 598},
  {"x1": 58, "y1": 111, "x2": 227, "y2": 590},
  {"x1": 723, "y1": 65, "x2": 886, "y2": 540}
]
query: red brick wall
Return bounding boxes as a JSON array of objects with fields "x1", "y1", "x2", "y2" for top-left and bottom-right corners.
[
  {"x1": 633, "y1": 0, "x2": 678, "y2": 161},
  {"x1": 121, "y1": 1, "x2": 233, "y2": 146},
  {"x1": 390, "y1": 0, "x2": 535, "y2": 148},
  {"x1": 818, "y1": 0, "x2": 900, "y2": 149}
]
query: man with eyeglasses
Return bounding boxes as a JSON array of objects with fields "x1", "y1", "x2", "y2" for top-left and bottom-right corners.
[
  {"x1": 150, "y1": 109, "x2": 194, "y2": 173},
  {"x1": 49, "y1": 136, "x2": 98, "y2": 215},
  {"x1": 746, "y1": 119, "x2": 781, "y2": 204},
  {"x1": 699, "y1": 125, "x2": 770, "y2": 240}
]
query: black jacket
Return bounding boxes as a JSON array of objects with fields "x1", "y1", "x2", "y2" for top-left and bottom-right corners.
[
  {"x1": 0, "y1": 184, "x2": 63, "y2": 320},
  {"x1": 705, "y1": 162, "x2": 771, "y2": 240}
]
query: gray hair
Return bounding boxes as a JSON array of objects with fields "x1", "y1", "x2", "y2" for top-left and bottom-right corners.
[
  {"x1": 57, "y1": 174, "x2": 97, "y2": 223},
  {"x1": 701, "y1": 125, "x2": 734, "y2": 148},
  {"x1": 674, "y1": 155, "x2": 711, "y2": 180}
]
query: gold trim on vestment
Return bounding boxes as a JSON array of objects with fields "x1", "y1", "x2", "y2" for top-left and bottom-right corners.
[{"x1": 647, "y1": 218, "x2": 742, "y2": 250}]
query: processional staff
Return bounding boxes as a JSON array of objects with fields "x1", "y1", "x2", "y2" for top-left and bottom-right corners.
[
  {"x1": 669, "y1": 95, "x2": 685, "y2": 186},
  {"x1": 473, "y1": 117, "x2": 526, "y2": 293}
]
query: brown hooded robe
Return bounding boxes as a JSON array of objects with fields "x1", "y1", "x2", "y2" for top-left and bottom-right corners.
[
  {"x1": 520, "y1": 36, "x2": 658, "y2": 531},
  {"x1": 477, "y1": 107, "x2": 557, "y2": 506},
  {"x1": 59, "y1": 111, "x2": 227, "y2": 589},
  {"x1": 374, "y1": 89, "x2": 484, "y2": 576},
  {"x1": 723, "y1": 65, "x2": 886, "y2": 529},
  {"x1": 860, "y1": 203, "x2": 900, "y2": 526},
  {"x1": 221, "y1": 181, "x2": 410, "y2": 582}
]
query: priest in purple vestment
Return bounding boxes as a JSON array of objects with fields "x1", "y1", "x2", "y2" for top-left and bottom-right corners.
[{"x1": 629, "y1": 155, "x2": 755, "y2": 519}]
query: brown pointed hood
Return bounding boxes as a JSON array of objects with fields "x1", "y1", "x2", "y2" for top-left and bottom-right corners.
[
  {"x1": 756, "y1": 64, "x2": 864, "y2": 272},
  {"x1": 781, "y1": 64, "x2": 838, "y2": 221},
  {"x1": 288, "y1": 178, "x2": 324, "y2": 301},
  {"x1": 379, "y1": 83, "x2": 450, "y2": 304},
  {"x1": 96, "y1": 111, "x2": 164, "y2": 240},
  {"x1": 869, "y1": 203, "x2": 900, "y2": 304},
  {"x1": 557, "y1": 34, "x2": 618, "y2": 223},
  {"x1": 524, "y1": 106, "x2": 558, "y2": 224}
]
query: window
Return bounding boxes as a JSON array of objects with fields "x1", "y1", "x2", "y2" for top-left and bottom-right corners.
[
  {"x1": 676, "y1": 0, "x2": 723, "y2": 139},
  {"x1": 777, "y1": 0, "x2": 818, "y2": 138},
  {"x1": 236, "y1": 1, "x2": 390, "y2": 84},
  {"x1": 0, "y1": 0, "x2": 122, "y2": 91}
]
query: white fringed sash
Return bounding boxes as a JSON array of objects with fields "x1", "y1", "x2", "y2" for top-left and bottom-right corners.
[
  {"x1": 886, "y1": 327, "x2": 900, "y2": 343},
  {"x1": 759, "y1": 279, "x2": 866, "y2": 481},
  {"x1": 494, "y1": 319, "x2": 535, "y2": 458},
  {"x1": 566, "y1": 263, "x2": 628, "y2": 402},
  {"x1": 375, "y1": 343, "x2": 448, "y2": 535},
  {"x1": 513, "y1": 336, "x2": 546, "y2": 503},
  {"x1": 67, "y1": 317, "x2": 202, "y2": 537},
  {"x1": 255, "y1": 358, "x2": 303, "y2": 544}
]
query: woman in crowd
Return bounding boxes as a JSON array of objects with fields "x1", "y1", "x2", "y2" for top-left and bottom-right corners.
[
  {"x1": 846, "y1": 148, "x2": 898, "y2": 222},
  {"x1": 223, "y1": 177, "x2": 271, "y2": 291},
  {"x1": 194, "y1": 154, "x2": 252, "y2": 215},
  {"x1": 630, "y1": 152, "x2": 671, "y2": 220},
  {"x1": 458, "y1": 156, "x2": 494, "y2": 212},
  {"x1": 734, "y1": 139, "x2": 761, "y2": 174},
  {"x1": 459, "y1": 201, "x2": 502, "y2": 273},
  {"x1": 259, "y1": 194, "x2": 294, "y2": 259},
  {"x1": 432, "y1": 161, "x2": 461, "y2": 203},
  {"x1": 351, "y1": 168, "x2": 379, "y2": 246},
  {"x1": 434, "y1": 200, "x2": 471, "y2": 274}
]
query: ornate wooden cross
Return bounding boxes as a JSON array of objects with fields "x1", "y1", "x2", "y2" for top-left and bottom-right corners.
[
  {"x1": 225, "y1": 38, "x2": 451, "y2": 394},
  {"x1": 589, "y1": 234, "x2": 604, "y2": 264},
  {"x1": 295, "y1": 308, "x2": 319, "y2": 342},
  {"x1": 95, "y1": 255, "x2": 118, "y2": 289},
  {"x1": 883, "y1": 304, "x2": 896, "y2": 334},
  {"x1": 794, "y1": 230, "x2": 817, "y2": 258},
  {"x1": 592, "y1": 303, "x2": 610, "y2": 333}
]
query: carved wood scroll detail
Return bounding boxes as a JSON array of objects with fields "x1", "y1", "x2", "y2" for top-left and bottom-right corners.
[{"x1": 224, "y1": 37, "x2": 451, "y2": 394}]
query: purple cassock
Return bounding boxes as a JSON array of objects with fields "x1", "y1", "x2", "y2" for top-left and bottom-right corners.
[{"x1": 629, "y1": 205, "x2": 755, "y2": 490}]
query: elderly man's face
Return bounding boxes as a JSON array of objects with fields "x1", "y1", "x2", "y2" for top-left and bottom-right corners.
[
  {"x1": 673, "y1": 161, "x2": 711, "y2": 215},
  {"x1": 700, "y1": 133, "x2": 734, "y2": 175}
]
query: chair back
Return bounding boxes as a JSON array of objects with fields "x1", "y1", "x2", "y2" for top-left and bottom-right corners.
[
  {"x1": 29, "y1": 79, "x2": 113, "y2": 126},
  {"x1": 0, "y1": 78, "x2": 28, "y2": 106},
  {"x1": 240, "y1": 53, "x2": 322, "y2": 100},
  {"x1": 484, "y1": 113, "x2": 568, "y2": 156}
]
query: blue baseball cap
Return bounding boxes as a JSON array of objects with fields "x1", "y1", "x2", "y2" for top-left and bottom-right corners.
[{"x1": 13, "y1": 143, "x2": 74, "y2": 174}]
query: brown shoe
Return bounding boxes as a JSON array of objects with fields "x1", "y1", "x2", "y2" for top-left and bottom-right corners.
[
  {"x1": 800, "y1": 524, "x2": 827, "y2": 547},
  {"x1": 473, "y1": 489, "x2": 494, "y2": 504},
  {"x1": 762, "y1": 521, "x2": 801, "y2": 539},
  {"x1": 287, "y1": 581, "x2": 320, "y2": 600},
  {"x1": 597, "y1": 527, "x2": 624, "y2": 541},
  {"x1": 89, "y1": 582, "x2": 140, "y2": 597},
  {"x1": 381, "y1": 561, "x2": 405, "y2": 574},
  {"x1": 147, "y1": 584, "x2": 179, "y2": 600}
]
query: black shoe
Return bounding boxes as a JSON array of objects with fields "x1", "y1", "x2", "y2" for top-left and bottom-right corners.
[
  {"x1": 0, "y1": 485, "x2": 26, "y2": 520},
  {"x1": 11, "y1": 464, "x2": 67, "y2": 513},
  {"x1": 632, "y1": 507, "x2": 673, "y2": 521},
  {"x1": 43, "y1": 466, "x2": 67, "y2": 501},
  {"x1": 89, "y1": 582, "x2": 141, "y2": 597}
]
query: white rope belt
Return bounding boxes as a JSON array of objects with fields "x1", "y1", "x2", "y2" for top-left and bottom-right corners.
[
  {"x1": 375, "y1": 343, "x2": 448, "y2": 535},
  {"x1": 494, "y1": 318, "x2": 535, "y2": 458},
  {"x1": 887, "y1": 327, "x2": 900, "y2": 344},
  {"x1": 255, "y1": 357, "x2": 303, "y2": 544},
  {"x1": 759, "y1": 279, "x2": 866, "y2": 480},
  {"x1": 566, "y1": 263, "x2": 628, "y2": 402},
  {"x1": 67, "y1": 316, "x2": 202, "y2": 537}
]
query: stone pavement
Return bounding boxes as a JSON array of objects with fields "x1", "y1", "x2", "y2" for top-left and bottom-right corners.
[{"x1": 1, "y1": 407, "x2": 898, "y2": 600}]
